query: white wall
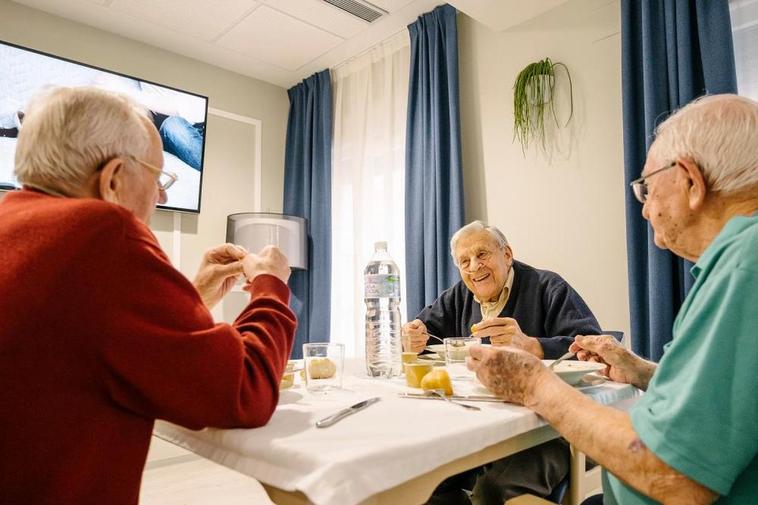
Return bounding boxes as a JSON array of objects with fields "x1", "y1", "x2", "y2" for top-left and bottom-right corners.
[
  {"x1": 0, "y1": 0, "x2": 631, "y2": 336},
  {"x1": 458, "y1": 0, "x2": 631, "y2": 336},
  {"x1": 0, "y1": 0, "x2": 290, "y2": 321}
]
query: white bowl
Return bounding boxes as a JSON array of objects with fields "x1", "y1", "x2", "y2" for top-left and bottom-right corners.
[
  {"x1": 542, "y1": 360, "x2": 606, "y2": 386},
  {"x1": 425, "y1": 344, "x2": 448, "y2": 360},
  {"x1": 425, "y1": 343, "x2": 490, "y2": 361}
]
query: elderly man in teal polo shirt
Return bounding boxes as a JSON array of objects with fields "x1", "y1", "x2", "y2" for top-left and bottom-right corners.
[{"x1": 466, "y1": 93, "x2": 758, "y2": 505}]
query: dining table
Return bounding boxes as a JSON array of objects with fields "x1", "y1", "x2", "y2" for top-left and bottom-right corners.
[{"x1": 154, "y1": 358, "x2": 640, "y2": 505}]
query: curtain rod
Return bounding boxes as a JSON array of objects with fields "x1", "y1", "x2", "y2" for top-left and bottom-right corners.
[{"x1": 330, "y1": 25, "x2": 410, "y2": 71}]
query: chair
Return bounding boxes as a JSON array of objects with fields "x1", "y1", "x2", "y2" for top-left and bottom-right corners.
[
  {"x1": 546, "y1": 330, "x2": 624, "y2": 505},
  {"x1": 505, "y1": 495, "x2": 558, "y2": 504}
]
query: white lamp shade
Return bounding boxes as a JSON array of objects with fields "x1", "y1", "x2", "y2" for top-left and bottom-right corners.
[{"x1": 226, "y1": 213, "x2": 308, "y2": 270}]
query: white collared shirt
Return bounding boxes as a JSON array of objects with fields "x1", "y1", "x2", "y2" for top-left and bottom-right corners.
[{"x1": 475, "y1": 266, "x2": 515, "y2": 321}]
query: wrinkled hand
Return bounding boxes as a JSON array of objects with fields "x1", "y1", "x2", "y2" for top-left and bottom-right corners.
[
  {"x1": 569, "y1": 335, "x2": 651, "y2": 388},
  {"x1": 242, "y1": 245, "x2": 291, "y2": 290},
  {"x1": 401, "y1": 319, "x2": 429, "y2": 353},
  {"x1": 193, "y1": 243, "x2": 247, "y2": 310},
  {"x1": 472, "y1": 318, "x2": 542, "y2": 357},
  {"x1": 466, "y1": 345, "x2": 547, "y2": 406}
]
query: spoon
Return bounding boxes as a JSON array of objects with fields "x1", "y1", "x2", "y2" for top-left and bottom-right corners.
[
  {"x1": 424, "y1": 333, "x2": 474, "y2": 344},
  {"x1": 548, "y1": 351, "x2": 576, "y2": 370},
  {"x1": 424, "y1": 332, "x2": 445, "y2": 344},
  {"x1": 429, "y1": 389, "x2": 481, "y2": 411}
]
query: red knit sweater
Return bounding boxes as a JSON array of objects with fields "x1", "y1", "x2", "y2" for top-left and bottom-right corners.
[{"x1": 0, "y1": 189, "x2": 296, "y2": 505}]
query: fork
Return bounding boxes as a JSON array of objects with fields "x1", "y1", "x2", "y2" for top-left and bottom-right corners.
[{"x1": 429, "y1": 389, "x2": 481, "y2": 411}]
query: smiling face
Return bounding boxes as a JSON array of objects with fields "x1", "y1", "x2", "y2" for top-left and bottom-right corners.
[{"x1": 454, "y1": 231, "x2": 513, "y2": 303}]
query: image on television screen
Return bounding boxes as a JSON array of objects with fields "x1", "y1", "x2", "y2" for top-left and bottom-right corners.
[{"x1": 0, "y1": 40, "x2": 208, "y2": 213}]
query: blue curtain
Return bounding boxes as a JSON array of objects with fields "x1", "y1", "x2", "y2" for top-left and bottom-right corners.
[
  {"x1": 283, "y1": 70, "x2": 333, "y2": 357},
  {"x1": 621, "y1": 0, "x2": 737, "y2": 361},
  {"x1": 405, "y1": 3, "x2": 465, "y2": 319}
]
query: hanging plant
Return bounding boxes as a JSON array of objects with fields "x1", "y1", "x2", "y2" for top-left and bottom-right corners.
[{"x1": 512, "y1": 57, "x2": 573, "y2": 153}]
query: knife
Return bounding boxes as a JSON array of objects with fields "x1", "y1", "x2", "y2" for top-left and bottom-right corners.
[
  {"x1": 398, "y1": 392, "x2": 506, "y2": 403},
  {"x1": 315, "y1": 397, "x2": 381, "y2": 428}
]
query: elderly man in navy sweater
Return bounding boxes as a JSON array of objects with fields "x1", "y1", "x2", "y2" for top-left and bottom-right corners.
[{"x1": 403, "y1": 220, "x2": 600, "y2": 505}]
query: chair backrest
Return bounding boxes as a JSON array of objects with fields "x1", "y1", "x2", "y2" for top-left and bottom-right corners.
[{"x1": 603, "y1": 330, "x2": 624, "y2": 342}]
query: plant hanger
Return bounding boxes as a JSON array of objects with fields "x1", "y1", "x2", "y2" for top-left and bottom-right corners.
[{"x1": 512, "y1": 57, "x2": 573, "y2": 154}]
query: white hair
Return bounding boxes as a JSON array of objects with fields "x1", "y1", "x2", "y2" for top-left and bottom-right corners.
[
  {"x1": 450, "y1": 220, "x2": 509, "y2": 264},
  {"x1": 649, "y1": 94, "x2": 758, "y2": 194},
  {"x1": 14, "y1": 86, "x2": 152, "y2": 197}
]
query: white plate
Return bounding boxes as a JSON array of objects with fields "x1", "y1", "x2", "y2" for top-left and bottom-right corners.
[
  {"x1": 542, "y1": 360, "x2": 606, "y2": 386},
  {"x1": 416, "y1": 354, "x2": 445, "y2": 364},
  {"x1": 462, "y1": 372, "x2": 607, "y2": 398},
  {"x1": 425, "y1": 344, "x2": 447, "y2": 360},
  {"x1": 574, "y1": 373, "x2": 607, "y2": 391}
]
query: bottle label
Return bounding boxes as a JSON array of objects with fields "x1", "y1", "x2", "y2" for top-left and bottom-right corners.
[{"x1": 365, "y1": 274, "x2": 400, "y2": 298}]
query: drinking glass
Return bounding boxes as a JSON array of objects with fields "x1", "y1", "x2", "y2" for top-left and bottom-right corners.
[
  {"x1": 444, "y1": 336, "x2": 480, "y2": 379},
  {"x1": 303, "y1": 342, "x2": 344, "y2": 393}
]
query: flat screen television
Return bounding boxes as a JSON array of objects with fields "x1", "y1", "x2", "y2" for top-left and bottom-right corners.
[{"x1": 0, "y1": 40, "x2": 208, "y2": 213}]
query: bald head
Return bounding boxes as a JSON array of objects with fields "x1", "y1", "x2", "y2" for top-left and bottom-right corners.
[
  {"x1": 649, "y1": 94, "x2": 758, "y2": 195},
  {"x1": 14, "y1": 86, "x2": 153, "y2": 197}
]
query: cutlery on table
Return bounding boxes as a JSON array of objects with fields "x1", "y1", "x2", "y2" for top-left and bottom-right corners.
[
  {"x1": 315, "y1": 397, "x2": 381, "y2": 428},
  {"x1": 398, "y1": 392, "x2": 505, "y2": 403},
  {"x1": 428, "y1": 389, "x2": 481, "y2": 411},
  {"x1": 548, "y1": 351, "x2": 576, "y2": 370}
]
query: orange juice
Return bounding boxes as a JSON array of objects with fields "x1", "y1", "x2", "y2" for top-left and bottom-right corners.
[{"x1": 402, "y1": 352, "x2": 418, "y2": 365}]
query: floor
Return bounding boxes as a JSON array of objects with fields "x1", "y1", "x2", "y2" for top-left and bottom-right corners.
[{"x1": 140, "y1": 437, "x2": 274, "y2": 505}]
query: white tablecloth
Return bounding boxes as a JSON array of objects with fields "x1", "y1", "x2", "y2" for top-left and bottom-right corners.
[{"x1": 155, "y1": 359, "x2": 640, "y2": 505}]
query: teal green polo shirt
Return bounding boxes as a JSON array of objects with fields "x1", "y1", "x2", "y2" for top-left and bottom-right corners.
[{"x1": 605, "y1": 213, "x2": 758, "y2": 504}]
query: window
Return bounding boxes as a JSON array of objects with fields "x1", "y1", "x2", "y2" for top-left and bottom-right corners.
[
  {"x1": 731, "y1": 0, "x2": 758, "y2": 99},
  {"x1": 329, "y1": 32, "x2": 410, "y2": 358}
]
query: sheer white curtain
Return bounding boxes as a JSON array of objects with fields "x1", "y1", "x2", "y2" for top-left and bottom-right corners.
[
  {"x1": 330, "y1": 31, "x2": 409, "y2": 358},
  {"x1": 731, "y1": 0, "x2": 758, "y2": 99}
]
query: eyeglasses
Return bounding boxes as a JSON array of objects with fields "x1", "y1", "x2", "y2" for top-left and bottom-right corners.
[
  {"x1": 126, "y1": 155, "x2": 178, "y2": 192},
  {"x1": 629, "y1": 161, "x2": 676, "y2": 204}
]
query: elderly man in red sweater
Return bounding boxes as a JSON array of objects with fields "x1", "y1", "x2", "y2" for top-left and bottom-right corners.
[{"x1": 0, "y1": 86, "x2": 297, "y2": 505}]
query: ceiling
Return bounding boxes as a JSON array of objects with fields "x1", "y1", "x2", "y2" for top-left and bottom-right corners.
[{"x1": 12, "y1": 0, "x2": 571, "y2": 89}]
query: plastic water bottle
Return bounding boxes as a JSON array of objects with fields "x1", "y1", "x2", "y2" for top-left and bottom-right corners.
[{"x1": 364, "y1": 241, "x2": 402, "y2": 377}]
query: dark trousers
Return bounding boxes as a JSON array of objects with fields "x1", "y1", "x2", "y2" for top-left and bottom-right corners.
[{"x1": 425, "y1": 438, "x2": 570, "y2": 505}]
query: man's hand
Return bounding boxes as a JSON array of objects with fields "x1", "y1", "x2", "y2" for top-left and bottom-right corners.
[
  {"x1": 569, "y1": 335, "x2": 656, "y2": 390},
  {"x1": 193, "y1": 243, "x2": 247, "y2": 310},
  {"x1": 401, "y1": 319, "x2": 429, "y2": 353},
  {"x1": 466, "y1": 345, "x2": 549, "y2": 406},
  {"x1": 241, "y1": 245, "x2": 291, "y2": 290},
  {"x1": 471, "y1": 318, "x2": 544, "y2": 358}
]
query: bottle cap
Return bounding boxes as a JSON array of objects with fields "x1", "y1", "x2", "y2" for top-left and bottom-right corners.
[{"x1": 374, "y1": 241, "x2": 388, "y2": 251}]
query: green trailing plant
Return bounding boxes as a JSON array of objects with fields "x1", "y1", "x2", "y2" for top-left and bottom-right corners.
[{"x1": 512, "y1": 57, "x2": 573, "y2": 153}]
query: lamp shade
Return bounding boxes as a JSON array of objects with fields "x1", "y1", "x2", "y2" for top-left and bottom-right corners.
[{"x1": 226, "y1": 213, "x2": 308, "y2": 270}]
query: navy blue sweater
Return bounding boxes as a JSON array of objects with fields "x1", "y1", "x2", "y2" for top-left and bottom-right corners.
[{"x1": 416, "y1": 260, "x2": 600, "y2": 359}]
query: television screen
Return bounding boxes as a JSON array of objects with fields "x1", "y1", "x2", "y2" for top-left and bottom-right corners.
[{"x1": 0, "y1": 40, "x2": 208, "y2": 213}]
